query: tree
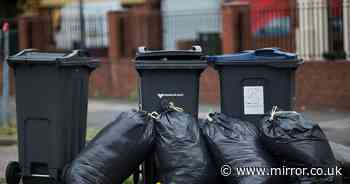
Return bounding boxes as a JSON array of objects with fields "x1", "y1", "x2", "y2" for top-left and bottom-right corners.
[
  {"x1": 0, "y1": 0, "x2": 20, "y2": 18},
  {"x1": 18, "y1": 0, "x2": 41, "y2": 15},
  {"x1": 0, "y1": 0, "x2": 42, "y2": 19}
]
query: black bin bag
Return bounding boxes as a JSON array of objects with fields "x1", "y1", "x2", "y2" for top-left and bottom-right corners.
[
  {"x1": 200, "y1": 112, "x2": 285, "y2": 184},
  {"x1": 259, "y1": 110, "x2": 337, "y2": 183},
  {"x1": 154, "y1": 102, "x2": 220, "y2": 184},
  {"x1": 65, "y1": 110, "x2": 155, "y2": 184}
]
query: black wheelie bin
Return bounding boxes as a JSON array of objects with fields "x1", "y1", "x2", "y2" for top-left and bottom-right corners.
[
  {"x1": 134, "y1": 45, "x2": 207, "y2": 118},
  {"x1": 208, "y1": 48, "x2": 303, "y2": 123},
  {"x1": 5, "y1": 49, "x2": 99, "y2": 184},
  {"x1": 134, "y1": 46, "x2": 207, "y2": 184}
]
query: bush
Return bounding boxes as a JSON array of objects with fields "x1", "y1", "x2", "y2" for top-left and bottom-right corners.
[{"x1": 323, "y1": 51, "x2": 346, "y2": 60}]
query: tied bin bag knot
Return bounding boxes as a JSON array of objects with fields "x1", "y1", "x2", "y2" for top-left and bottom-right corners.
[{"x1": 259, "y1": 107, "x2": 337, "y2": 183}]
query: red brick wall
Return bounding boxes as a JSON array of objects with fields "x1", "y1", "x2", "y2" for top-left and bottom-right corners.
[
  {"x1": 89, "y1": 57, "x2": 138, "y2": 98},
  {"x1": 296, "y1": 61, "x2": 350, "y2": 111},
  {"x1": 199, "y1": 67, "x2": 220, "y2": 104}
]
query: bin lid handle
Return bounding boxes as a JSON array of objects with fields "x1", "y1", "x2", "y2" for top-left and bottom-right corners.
[
  {"x1": 137, "y1": 46, "x2": 147, "y2": 54},
  {"x1": 12, "y1": 49, "x2": 38, "y2": 57},
  {"x1": 61, "y1": 50, "x2": 80, "y2": 59},
  {"x1": 191, "y1": 45, "x2": 202, "y2": 52}
]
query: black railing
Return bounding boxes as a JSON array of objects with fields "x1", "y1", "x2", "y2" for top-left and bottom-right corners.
[{"x1": 162, "y1": 10, "x2": 222, "y2": 55}]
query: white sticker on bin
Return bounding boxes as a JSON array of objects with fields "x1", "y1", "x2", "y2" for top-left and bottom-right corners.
[{"x1": 243, "y1": 86, "x2": 264, "y2": 115}]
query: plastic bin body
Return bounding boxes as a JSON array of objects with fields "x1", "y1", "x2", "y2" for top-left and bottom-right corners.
[
  {"x1": 7, "y1": 49, "x2": 99, "y2": 183},
  {"x1": 209, "y1": 48, "x2": 303, "y2": 123},
  {"x1": 135, "y1": 46, "x2": 207, "y2": 118},
  {"x1": 134, "y1": 46, "x2": 206, "y2": 184}
]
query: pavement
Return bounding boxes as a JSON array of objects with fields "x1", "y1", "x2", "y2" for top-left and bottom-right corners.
[{"x1": 1, "y1": 98, "x2": 350, "y2": 179}]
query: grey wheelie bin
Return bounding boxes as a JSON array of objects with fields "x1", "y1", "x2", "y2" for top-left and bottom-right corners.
[
  {"x1": 5, "y1": 49, "x2": 99, "y2": 184},
  {"x1": 134, "y1": 46, "x2": 207, "y2": 184},
  {"x1": 208, "y1": 48, "x2": 303, "y2": 123}
]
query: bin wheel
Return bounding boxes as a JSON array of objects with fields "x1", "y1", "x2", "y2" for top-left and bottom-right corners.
[
  {"x1": 61, "y1": 164, "x2": 71, "y2": 183},
  {"x1": 6, "y1": 161, "x2": 21, "y2": 184}
]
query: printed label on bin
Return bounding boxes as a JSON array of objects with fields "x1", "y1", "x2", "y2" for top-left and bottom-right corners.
[
  {"x1": 157, "y1": 93, "x2": 184, "y2": 98},
  {"x1": 243, "y1": 86, "x2": 264, "y2": 115}
]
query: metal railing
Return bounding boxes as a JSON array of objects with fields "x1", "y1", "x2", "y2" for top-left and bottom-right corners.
[
  {"x1": 5, "y1": 1, "x2": 350, "y2": 60},
  {"x1": 249, "y1": 0, "x2": 348, "y2": 60},
  {"x1": 162, "y1": 9, "x2": 222, "y2": 55},
  {"x1": 55, "y1": 14, "x2": 108, "y2": 49}
]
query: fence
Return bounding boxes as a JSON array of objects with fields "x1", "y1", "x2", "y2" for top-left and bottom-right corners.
[
  {"x1": 247, "y1": 0, "x2": 348, "y2": 60},
  {"x1": 296, "y1": 0, "x2": 346, "y2": 60},
  {"x1": 18, "y1": 14, "x2": 109, "y2": 50},
  {"x1": 109, "y1": 9, "x2": 222, "y2": 57},
  {"x1": 162, "y1": 9, "x2": 222, "y2": 55},
  {"x1": 10, "y1": 0, "x2": 350, "y2": 60},
  {"x1": 55, "y1": 14, "x2": 108, "y2": 49}
]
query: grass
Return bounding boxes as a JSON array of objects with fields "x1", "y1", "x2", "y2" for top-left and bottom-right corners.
[
  {"x1": 0, "y1": 126, "x2": 17, "y2": 136},
  {"x1": 86, "y1": 128, "x2": 102, "y2": 141},
  {"x1": 0, "y1": 120, "x2": 18, "y2": 137},
  {"x1": 123, "y1": 176, "x2": 133, "y2": 184},
  {"x1": 128, "y1": 88, "x2": 139, "y2": 102}
]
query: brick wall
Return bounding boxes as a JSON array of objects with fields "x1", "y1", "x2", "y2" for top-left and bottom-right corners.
[
  {"x1": 296, "y1": 61, "x2": 350, "y2": 111},
  {"x1": 89, "y1": 57, "x2": 138, "y2": 98}
]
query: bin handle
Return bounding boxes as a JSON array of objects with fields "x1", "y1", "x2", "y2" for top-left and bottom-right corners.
[
  {"x1": 191, "y1": 45, "x2": 202, "y2": 52},
  {"x1": 61, "y1": 50, "x2": 80, "y2": 59},
  {"x1": 12, "y1": 49, "x2": 38, "y2": 57},
  {"x1": 255, "y1": 48, "x2": 280, "y2": 54},
  {"x1": 137, "y1": 46, "x2": 147, "y2": 54}
]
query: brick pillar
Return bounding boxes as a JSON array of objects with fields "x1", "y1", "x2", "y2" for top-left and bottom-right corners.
[
  {"x1": 18, "y1": 16, "x2": 52, "y2": 50},
  {"x1": 18, "y1": 16, "x2": 31, "y2": 49},
  {"x1": 221, "y1": 2, "x2": 251, "y2": 53},
  {"x1": 32, "y1": 17, "x2": 51, "y2": 50},
  {"x1": 108, "y1": 11, "x2": 124, "y2": 61},
  {"x1": 107, "y1": 11, "x2": 125, "y2": 97},
  {"x1": 126, "y1": 5, "x2": 162, "y2": 53}
]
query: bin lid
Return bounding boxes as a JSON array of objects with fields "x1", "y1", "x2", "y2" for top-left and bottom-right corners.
[
  {"x1": 207, "y1": 48, "x2": 303, "y2": 68},
  {"x1": 134, "y1": 46, "x2": 207, "y2": 70},
  {"x1": 7, "y1": 49, "x2": 100, "y2": 69}
]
